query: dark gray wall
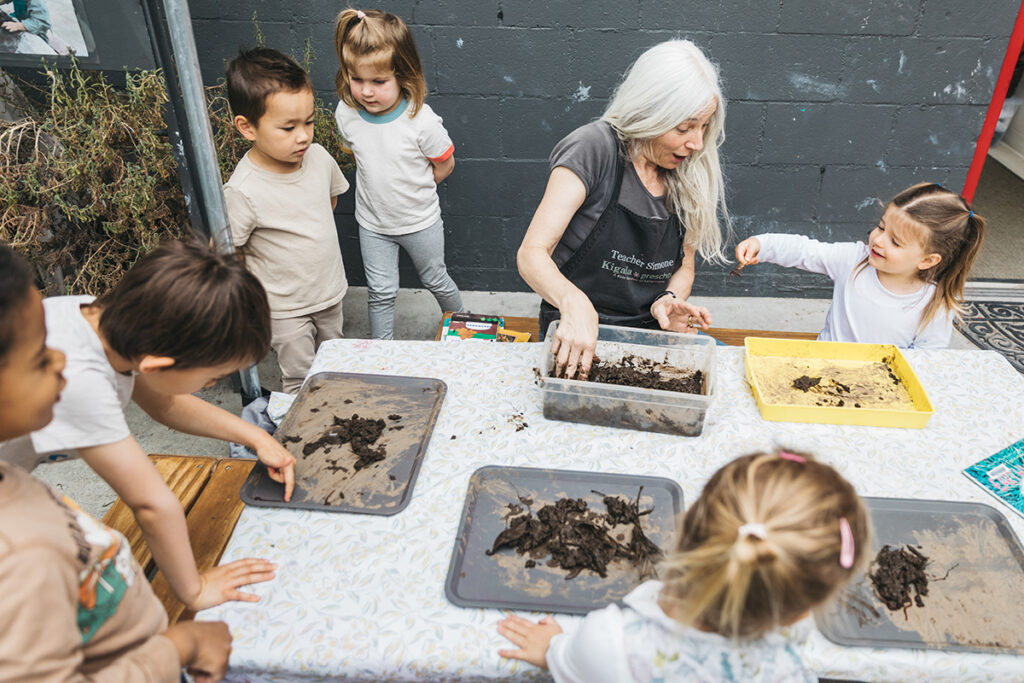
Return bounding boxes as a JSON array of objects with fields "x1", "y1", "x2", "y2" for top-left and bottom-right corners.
[{"x1": 188, "y1": 0, "x2": 1018, "y2": 297}]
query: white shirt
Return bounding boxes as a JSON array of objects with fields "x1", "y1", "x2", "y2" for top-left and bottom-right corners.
[
  {"x1": 547, "y1": 581, "x2": 815, "y2": 683},
  {"x1": 335, "y1": 99, "x2": 453, "y2": 235},
  {"x1": 757, "y1": 234, "x2": 953, "y2": 349},
  {"x1": 0, "y1": 296, "x2": 134, "y2": 470}
]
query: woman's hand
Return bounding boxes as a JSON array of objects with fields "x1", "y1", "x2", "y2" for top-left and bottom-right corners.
[
  {"x1": 497, "y1": 615, "x2": 562, "y2": 669},
  {"x1": 651, "y1": 295, "x2": 711, "y2": 334},
  {"x1": 735, "y1": 237, "x2": 761, "y2": 266},
  {"x1": 551, "y1": 291, "x2": 599, "y2": 380}
]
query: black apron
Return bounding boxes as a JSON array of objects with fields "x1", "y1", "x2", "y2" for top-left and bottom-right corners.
[{"x1": 539, "y1": 155, "x2": 685, "y2": 339}]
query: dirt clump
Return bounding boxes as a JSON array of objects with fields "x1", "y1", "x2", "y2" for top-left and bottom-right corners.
[
  {"x1": 486, "y1": 488, "x2": 662, "y2": 580},
  {"x1": 551, "y1": 354, "x2": 702, "y2": 394},
  {"x1": 870, "y1": 544, "x2": 931, "y2": 612},
  {"x1": 300, "y1": 413, "x2": 393, "y2": 470}
]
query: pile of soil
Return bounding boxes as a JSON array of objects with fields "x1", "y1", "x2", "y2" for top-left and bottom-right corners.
[
  {"x1": 299, "y1": 413, "x2": 392, "y2": 470},
  {"x1": 551, "y1": 354, "x2": 703, "y2": 394},
  {"x1": 870, "y1": 544, "x2": 931, "y2": 611},
  {"x1": 486, "y1": 488, "x2": 662, "y2": 580},
  {"x1": 791, "y1": 374, "x2": 860, "y2": 408}
]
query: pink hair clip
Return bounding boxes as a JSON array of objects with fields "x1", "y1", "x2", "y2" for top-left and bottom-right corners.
[
  {"x1": 838, "y1": 517, "x2": 855, "y2": 569},
  {"x1": 356, "y1": 10, "x2": 366, "y2": 18},
  {"x1": 778, "y1": 451, "x2": 806, "y2": 464}
]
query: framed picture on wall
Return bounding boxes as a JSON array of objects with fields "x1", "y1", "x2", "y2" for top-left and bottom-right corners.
[{"x1": 0, "y1": 0, "x2": 94, "y2": 64}]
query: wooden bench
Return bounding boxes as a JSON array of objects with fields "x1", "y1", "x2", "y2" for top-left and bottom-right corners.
[
  {"x1": 101, "y1": 454, "x2": 255, "y2": 624},
  {"x1": 435, "y1": 312, "x2": 818, "y2": 346}
]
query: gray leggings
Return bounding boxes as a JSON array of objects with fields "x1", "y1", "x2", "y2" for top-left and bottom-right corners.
[{"x1": 359, "y1": 218, "x2": 463, "y2": 339}]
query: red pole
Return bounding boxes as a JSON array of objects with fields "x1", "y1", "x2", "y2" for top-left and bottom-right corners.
[{"x1": 963, "y1": 0, "x2": 1024, "y2": 202}]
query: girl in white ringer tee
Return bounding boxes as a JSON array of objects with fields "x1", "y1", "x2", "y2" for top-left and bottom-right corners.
[{"x1": 334, "y1": 8, "x2": 463, "y2": 340}]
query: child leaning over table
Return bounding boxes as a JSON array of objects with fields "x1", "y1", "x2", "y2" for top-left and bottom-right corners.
[
  {"x1": 497, "y1": 450, "x2": 871, "y2": 682},
  {"x1": 735, "y1": 182, "x2": 985, "y2": 349},
  {"x1": 0, "y1": 243, "x2": 232, "y2": 682},
  {"x1": 0, "y1": 239, "x2": 293, "y2": 615},
  {"x1": 224, "y1": 47, "x2": 351, "y2": 394}
]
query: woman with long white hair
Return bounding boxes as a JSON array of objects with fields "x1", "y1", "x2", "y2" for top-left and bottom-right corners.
[{"x1": 518, "y1": 40, "x2": 729, "y2": 378}]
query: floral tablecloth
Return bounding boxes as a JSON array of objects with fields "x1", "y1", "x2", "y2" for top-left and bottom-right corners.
[{"x1": 203, "y1": 339, "x2": 1024, "y2": 683}]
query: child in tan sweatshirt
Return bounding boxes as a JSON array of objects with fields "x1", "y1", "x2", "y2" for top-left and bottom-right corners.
[{"x1": 0, "y1": 243, "x2": 232, "y2": 682}]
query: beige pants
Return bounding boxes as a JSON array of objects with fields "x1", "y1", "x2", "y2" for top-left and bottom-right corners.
[{"x1": 271, "y1": 301, "x2": 344, "y2": 394}]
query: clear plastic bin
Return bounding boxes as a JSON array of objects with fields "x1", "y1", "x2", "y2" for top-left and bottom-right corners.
[{"x1": 537, "y1": 321, "x2": 716, "y2": 436}]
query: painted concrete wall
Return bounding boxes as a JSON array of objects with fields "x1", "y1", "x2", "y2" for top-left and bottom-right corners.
[{"x1": 188, "y1": 0, "x2": 1018, "y2": 297}]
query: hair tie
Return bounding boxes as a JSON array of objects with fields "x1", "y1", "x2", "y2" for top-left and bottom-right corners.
[
  {"x1": 356, "y1": 10, "x2": 366, "y2": 18},
  {"x1": 838, "y1": 517, "x2": 855, "y2": 569},
  {"x1": 968, "y1": 209, "x2": 974, "y2": 218},
  {"x1": 737, "y1": 523, "x2": 767, "y2": 540},
  {"x1": 778, "y1": 451, "x2": 806, "y2": 464}
]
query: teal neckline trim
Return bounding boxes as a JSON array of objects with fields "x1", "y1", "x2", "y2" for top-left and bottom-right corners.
[{"x1": 357, "y1": 98, "x2": 408, "y2": 124}]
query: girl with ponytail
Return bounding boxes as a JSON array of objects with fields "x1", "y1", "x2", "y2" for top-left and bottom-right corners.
[
  {"x1": 736, "y1": 182, "x2": 985, "y2": 348},
  {"x1": 497, "y1": 451, "x2": 870, "y2": 682}
]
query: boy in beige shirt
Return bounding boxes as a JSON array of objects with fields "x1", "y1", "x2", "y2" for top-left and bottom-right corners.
[
  {"x1": 0, "y1": 243, "x2": 231, "y2": 682},
  {"x1": 223, "y1": 47, "x2": 350, "y2": 393}
]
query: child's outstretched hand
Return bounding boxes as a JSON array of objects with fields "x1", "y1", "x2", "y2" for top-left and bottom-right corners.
[
  {"x1": 497, "y1": 614, "x2": 562, "y2": 669},
  {"x1": 735, "y1": 237, "x2": 761, "y2": 266},
  {"x1": 254, "y1": 435, "x2": 296, "y2": 501},
  {"x1": 188, "y1": 558, "x2": 278, "y2": 611}
]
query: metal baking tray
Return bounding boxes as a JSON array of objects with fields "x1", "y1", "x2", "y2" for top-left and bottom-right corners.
[
  {"x1": 445, "y1": 465, "x2": 684, "y2": 615},
  {"x1": 815, "y1": 497, "x2": 1024, "y2": 654},
  {"x1": 240, "y1": 372, "x2": 445, "y2": 515}
]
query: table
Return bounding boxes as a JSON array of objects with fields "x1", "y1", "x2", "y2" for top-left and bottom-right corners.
[{"x1": 203, "y1": 339, "x2": 1024, "y2": 682}]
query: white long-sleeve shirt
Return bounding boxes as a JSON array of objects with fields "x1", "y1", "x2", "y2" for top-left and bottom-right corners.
[
  {"x1": 546, "y1": 581, "x2": 815, "y2": 683},
  {"x1": 756, "y1": 234, "x2": 953, "y2": 348}
]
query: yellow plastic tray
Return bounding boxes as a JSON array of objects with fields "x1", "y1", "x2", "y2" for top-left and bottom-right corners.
[{"x1": 744, "y1": 338, "x2": 933, "y2": 429}]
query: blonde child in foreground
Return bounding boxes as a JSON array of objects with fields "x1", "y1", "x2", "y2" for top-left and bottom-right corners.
[
  {"x1": 0, "y1": 244, "x2": 230, "y2": 682},
  {"x1": 497, "y1": 451, "x2": 870, "y2": 682},
  {"x1": 736, "y1": 182, "x2": 985, "y2": 348},
  {"x1": 0, "y1": 240, "x2": 294, "y2": 615},
  {"x1": 334, "y1": 8, "x2": 464, "y2": 340}
]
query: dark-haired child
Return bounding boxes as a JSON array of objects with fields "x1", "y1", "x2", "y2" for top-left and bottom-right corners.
[
  {"x1": 0, "y1": 239, "x2": 293, "y2": 615},
  {"x1": 224, "y1": 47, "x2": 350, "y2": 393},
  {"x1": 0, "y1": 243, "x2": 232, "y2": 682}
]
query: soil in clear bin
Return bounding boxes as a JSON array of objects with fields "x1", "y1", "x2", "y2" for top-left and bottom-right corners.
[
  {"x1": 485, "y1": 488, "x2": 663, "y2": 580},
  {"x1": 550, "y1": 354, "x2": 704, "y2": 394}
]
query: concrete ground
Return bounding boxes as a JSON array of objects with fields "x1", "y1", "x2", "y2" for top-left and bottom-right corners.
[{"x1": 34, "y1": 288, "x2": 978, "y2": 518}]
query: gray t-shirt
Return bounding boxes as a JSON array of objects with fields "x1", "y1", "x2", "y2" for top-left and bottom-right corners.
[{"x1": 549, "y1": 121, "x2": 673, "y2": 267}]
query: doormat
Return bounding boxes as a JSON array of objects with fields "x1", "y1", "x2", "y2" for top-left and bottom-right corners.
[{"x1": 958, "y1": 302, "x2": 1024, "y2": 374}]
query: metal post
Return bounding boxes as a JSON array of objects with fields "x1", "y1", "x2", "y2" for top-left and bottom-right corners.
[{"x1": 158, "y1": 0, "x2": 262, "y2": 403}]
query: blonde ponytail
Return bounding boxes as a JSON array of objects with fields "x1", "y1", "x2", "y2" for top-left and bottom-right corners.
[{"x1": 659, "y1": 452, "x2": 870, "y2": 639}]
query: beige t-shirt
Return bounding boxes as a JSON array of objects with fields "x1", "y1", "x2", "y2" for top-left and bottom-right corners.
[
  {"x1": 0, "y1": 462, "x2": 180, "y2": 682},
  {"x1": 224, "y1": 142, "x2": 350, "y2": 319}
]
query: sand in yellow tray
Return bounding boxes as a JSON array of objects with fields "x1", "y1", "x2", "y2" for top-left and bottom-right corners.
[{"x1": 749, "y1": 355, "x2": 916, "y2": 410}]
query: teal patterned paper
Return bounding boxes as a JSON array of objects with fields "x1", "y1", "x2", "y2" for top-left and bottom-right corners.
[{"x1": 964, "y1": 438, "x2": 1024, "y2": 519}]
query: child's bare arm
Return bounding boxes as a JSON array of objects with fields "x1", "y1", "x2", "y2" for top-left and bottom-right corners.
[
  {"x1": 331, "y1": 196, "x2": 339, "y2": 210},
  {"x1": 79, "y1": 437, "x2": 277, "y2": 610},
  {"x1": 132, "y1": 379, "x2": 295, "y2": 501},
  {"x1": 431, "y1": 155, "x2": 455, "y2": 184}
]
